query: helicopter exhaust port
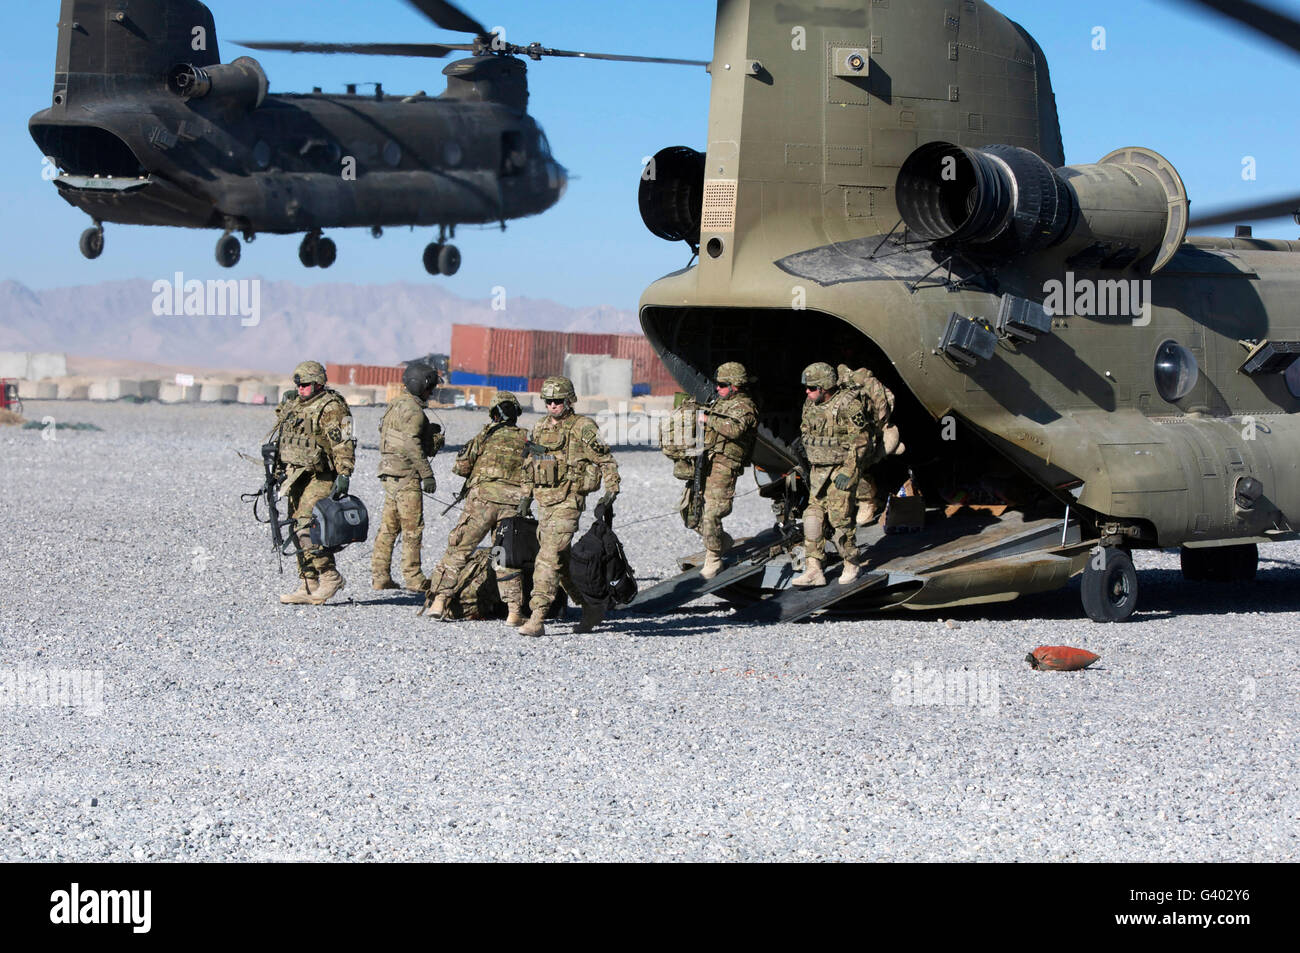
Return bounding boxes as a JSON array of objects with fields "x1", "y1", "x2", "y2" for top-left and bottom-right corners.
[
  {"x1": 167, "y1": 57, "x2": 269, "y2": 111},
  {"x1": 895, "y1": 142, "x2": 1188, "y2": 273}
]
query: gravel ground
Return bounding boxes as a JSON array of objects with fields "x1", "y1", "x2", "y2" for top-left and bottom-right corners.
[{"x1": 1, "y1": 400, "x2": 1296, "y2": 862}]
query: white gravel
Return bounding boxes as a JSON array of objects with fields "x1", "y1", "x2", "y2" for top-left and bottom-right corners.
[{"x1": 1, "y1": 400, "x2": 1296, "y2": 861}]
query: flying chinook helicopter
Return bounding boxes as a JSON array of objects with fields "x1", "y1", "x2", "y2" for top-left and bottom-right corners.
[
  {"x1": 27, "y1": 0, "x2": 704, "y2": 274},
  {"x1": 630, "y1": 0, "x2": 1300, "y2": 624}
]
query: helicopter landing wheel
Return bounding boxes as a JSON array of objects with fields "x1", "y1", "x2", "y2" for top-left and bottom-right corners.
[
  {"x1": 422, "y1": 241, "x2": 441, "y2": 275},
  {"x1": 215, "y1": 233, "x2": 241, "y2": 268},
  {"x1": 315, "y1": 237, "x2": 337, "y2": 269},
  {"x1": 1080, "y1": 545, "x2": 1138, "y2": 623},
  {"x1": 79, "y1": 226, "x2": 104, "y2": 260},
  {"x1": 298, "y1": 233, "x2": 318, "y2": 267},
  {"x1": 437, "y1": 243, "x2": 461, "y2": 276}
]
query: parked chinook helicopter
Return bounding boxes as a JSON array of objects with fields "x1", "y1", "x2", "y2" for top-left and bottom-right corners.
[
  {"x1": 629, "y1": 0, "x2": 1300, "y2": 624},
  {"x1": 28, "y1": 0, "x2": 704, "y2": 274}
]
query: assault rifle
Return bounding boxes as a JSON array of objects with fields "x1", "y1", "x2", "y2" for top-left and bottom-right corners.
[
  {"x1": 242, "y1": 437, "x2": 299, "y2": 562},
  {"x1": 685, "y1": 396, "x2": 717, "y2": 530}
]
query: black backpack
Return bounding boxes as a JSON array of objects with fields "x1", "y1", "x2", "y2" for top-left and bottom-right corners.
[{"x1": 568, "y1": 504, "x2": 638, "y2": 607}]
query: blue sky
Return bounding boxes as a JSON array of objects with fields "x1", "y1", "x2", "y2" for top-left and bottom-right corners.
[{"x1": 4, "y1": 0, "x2": 1299, "y2": 308}]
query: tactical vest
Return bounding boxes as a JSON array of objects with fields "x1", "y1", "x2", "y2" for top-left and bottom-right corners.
[
  {"x1": 530, "y1": 414, "x2": 604, "y2": 496},
  {"x1": 279, "y1": 390, "x2": 348, "y2": 473},
  {"x1": 457, "y1": 423, "x2": 528, "y2": 503},
  {"x1": 378, "y1": 392, "x2": 442, "y2": 477},
  {"x1": 802, "y1": 390, "x2": 866, "y2": 467}
]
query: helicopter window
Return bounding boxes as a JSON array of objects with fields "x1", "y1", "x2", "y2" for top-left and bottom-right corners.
[
  {"x1": 253, "y1": 140, "x2": 271, "y2": 170},
  {"x1": 536, "y1": 131, "x2": 551, "y2": 158},
  {"x1": 1154, "y1": 340, "x2": 1199, "y2": 403},
  {"x1": 501, "y1": 131, "x2": 527, "y2": 177},
  {"x1": 444, "y1": 141, "x2": 463, "y2": 168},
  {"x1": 1286, "y1": 360, "x2": 1300, "y2": 399},
  {"x1": 383, "y1": 141, "x2": 402, "y2": 168}
]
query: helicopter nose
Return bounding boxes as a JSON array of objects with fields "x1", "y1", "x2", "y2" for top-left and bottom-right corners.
[{"x1": 548, "y1": 160, "x2": 568, "y2": 199}]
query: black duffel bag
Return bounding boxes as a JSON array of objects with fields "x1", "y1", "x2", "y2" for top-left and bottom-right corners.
[
  {"x1": 494, "y1": 515, "x2": 540, "y2": 569},
  {"x1": 569, "y1": 503, "x2": 638, "y2": 607},
  {"x1": 310, "y1": 494, "x2": 369, "y2": 549}
]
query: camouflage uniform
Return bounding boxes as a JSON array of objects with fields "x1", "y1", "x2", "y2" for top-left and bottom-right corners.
[
  {"x1": 430, "y1": 410, "x2": 529, "y2": 616},
  {"x1": 695, "y1": 362, "x2": 758, "y2": 576},
  {"x1": 796, "y1": 363, "x2": 873, "y2": 585},
  {"x1": 521, "y1": 379, "x2": 620, "y2": 633},
  {"x1": 277, "y1": 363, "x2": 356, "y2": 602},
  {"x1": 371, "y1": 389, "x2": 444, "y2": 590},
  {"x1": 837, "y1": 365, "x2": 895, "y2": 523}
]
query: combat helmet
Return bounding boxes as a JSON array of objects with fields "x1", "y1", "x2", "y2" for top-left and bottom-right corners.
[
  {"x1": 540, "y1": 376, "x2": 576, "y2": 403},
  {"x1": 403, "y1": 361, "x2": 440, "y2": 399},
  {"x1": 801, "y1": 362, "x2": 837, "y2": 390},
  {"x1": 490, "y1": 390, "x2": 523, "y2": 422},
  {"x1": 293, "y1": 360, "x2": 327, "y2": 386},
  {"x1": 715, "y1": 361, "x2": 749, "y2": 386}
]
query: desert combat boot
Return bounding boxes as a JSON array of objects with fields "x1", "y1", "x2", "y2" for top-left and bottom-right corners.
[
  {"x1": 518, "y1": 609, "x2": 547, "y2": 637},
  {"x1": 505, "y1": 602, "x2": 526, "y2": 627},
  {"x1": 307, "y1": 569, "x2": 346, "y2": 605},
  {"x1": 791, "y1": 556, "x2": 826, "y2": 587},
  {"x1": 280, "y1": 577, "x2": 317, "y2": 605}
]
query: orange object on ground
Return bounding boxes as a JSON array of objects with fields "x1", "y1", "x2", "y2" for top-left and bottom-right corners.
[{"x1": 1026, "y1": 646, "x2": 1101, "y2": 671}]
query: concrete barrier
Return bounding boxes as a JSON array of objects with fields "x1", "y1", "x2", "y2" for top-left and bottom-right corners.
[
  {"x1": 0, "y1": 352, "x2": 27, "y2": 379},
  {"x1": 56, "y1": 382, "x2": 89, "y2": 400},
  {"x1": 138, "y1": 380, "x2": 161, "y2": 400},
  {"x1": 158, "y1": 383, "x2": 200, "y2": 403},
  {"x1": 237, "y1": 382, "x2": 281, "y2": 405},
  {"x1": 88, "y1": 378, "x2": 143, "y2": 401},
  {"x1": 28, "y1": 353, "x2": 68, "y2": 380},
  {"x1": 199, "y1": 383, "x2": 239, "y2": 403},
  {"x1": 17, "y1": 380, "x2": 58, "y2": 399},
  {"x1": 563, "y1": 355, "x2": 633, "y2": 401}
]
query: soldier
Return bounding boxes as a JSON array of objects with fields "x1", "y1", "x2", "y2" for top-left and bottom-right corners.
[
  {"x1": 428, "y1": 391, "x2": 529, "y2": 624},
  {"x1": 277, "y1": 360, "x2": 356, "y2": 605},
  {"x1": 837, "y1": 364, "x2": 897, "y2": 525},
  {"x1": 517, "y1": 376, "x2": 620, "y2": 637},
  {"x1": 693, "y1": 361, "x2": 759, "y2": 579},
  {"x1": 371, "y1": 362, "x2": 444, "y2": 592},
  {"x1": 792, "y1": 362, "x2": 874, "y2": 588}
]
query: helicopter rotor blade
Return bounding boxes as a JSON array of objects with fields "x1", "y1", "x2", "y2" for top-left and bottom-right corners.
[
  {"x1": 515, "y1": 45, "x2": 709, "y2": 67},
  {"x1": 1188, "y1": 194, "x2": 1300, "y2": 229},
  {"x1": 1164, "y1": 0, "x2": 1300, "y2": 58},
  {"x1": 404, "y1": 0, "x2": 490, "y2": 37},
  {"x1": 235, "y1": 40, "x2": 474, "y2": 58}
]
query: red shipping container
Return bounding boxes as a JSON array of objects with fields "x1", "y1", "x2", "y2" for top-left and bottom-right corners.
[
  {"x1": 529, "y1": 330, "x2": 567, "y2": 378},
  {"x1": 326, "y1": 363, "x2": 405, "y2": 387},
  {"x1": 566, "y1": 333, "x2": 615, "y2": 357},
  {"x1": 451, "y1": 324, "x2": 492, "y2": 375},
  {"x1": 527, "y1": 377, "x2": 546, "y2": 394},
  {"x1": 612, "y1": 334, "x2": 675, "y2": 386},
  {"x1": 488, "y1": 328, "x2": 534, "y2": 378}
]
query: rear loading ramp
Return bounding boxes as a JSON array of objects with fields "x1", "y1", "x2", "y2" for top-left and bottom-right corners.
[
  {"x1": 621, "y1": 525, "x2": 788, "y2": 615},
  {"x1": 720, "y1": 511, "x2": 1089, "y2": 623}
]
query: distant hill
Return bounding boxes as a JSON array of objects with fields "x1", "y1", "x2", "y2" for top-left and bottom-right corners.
[{"x1": 0, "y1": 279, "x2": 640, "y2": 372}]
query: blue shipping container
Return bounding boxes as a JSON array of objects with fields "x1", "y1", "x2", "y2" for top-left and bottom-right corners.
[
  {"x1": 487, "y1": 375, "x2": 528, "y2": 392},
  {"x1": 632, "y1": 383, "x2": 651, "y2": 397},
  {"x1": 449, "y1": 371, "x2": 487, "y2": 386}
]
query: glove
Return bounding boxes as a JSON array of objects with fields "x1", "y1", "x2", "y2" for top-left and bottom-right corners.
[
  {"x1": 598, "y1": 491, "x2": 618, "y2": 508},
  {"x1": 331, "y1": 474, "x2": 350, "y2": 498},
  {"x1": 516, "y1": 496, "x2": 533, "y2": 518},
  {"x1": 833, "y1": 472, "x2": 853, "y2": 491},
  {"x1": 421, "y1": 476, "x2": 437, "y2": 494}
]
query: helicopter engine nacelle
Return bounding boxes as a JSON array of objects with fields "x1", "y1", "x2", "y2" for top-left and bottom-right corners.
[
  {"x1": 167, "y1": 57, "x2": 269, "y2": 112},
  {"x1": 639, "y1": 146, "x2": 706, "y2": 247},
  {"x1": 896, "y1": 142, "x2": 1188, "y2": 273}
]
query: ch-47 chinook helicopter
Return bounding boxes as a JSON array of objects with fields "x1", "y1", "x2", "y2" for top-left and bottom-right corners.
[
  {"x1": 27, "y1": 0, "x2": 704, "y2": 274},
  {"x1": 627, "y1": 0, "x2": 1300, "y2": 624}
]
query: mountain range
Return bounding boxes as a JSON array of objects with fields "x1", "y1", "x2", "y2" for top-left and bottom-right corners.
[{"x1": 0, "y1": 279, "x2": 640, "y2": 372}]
